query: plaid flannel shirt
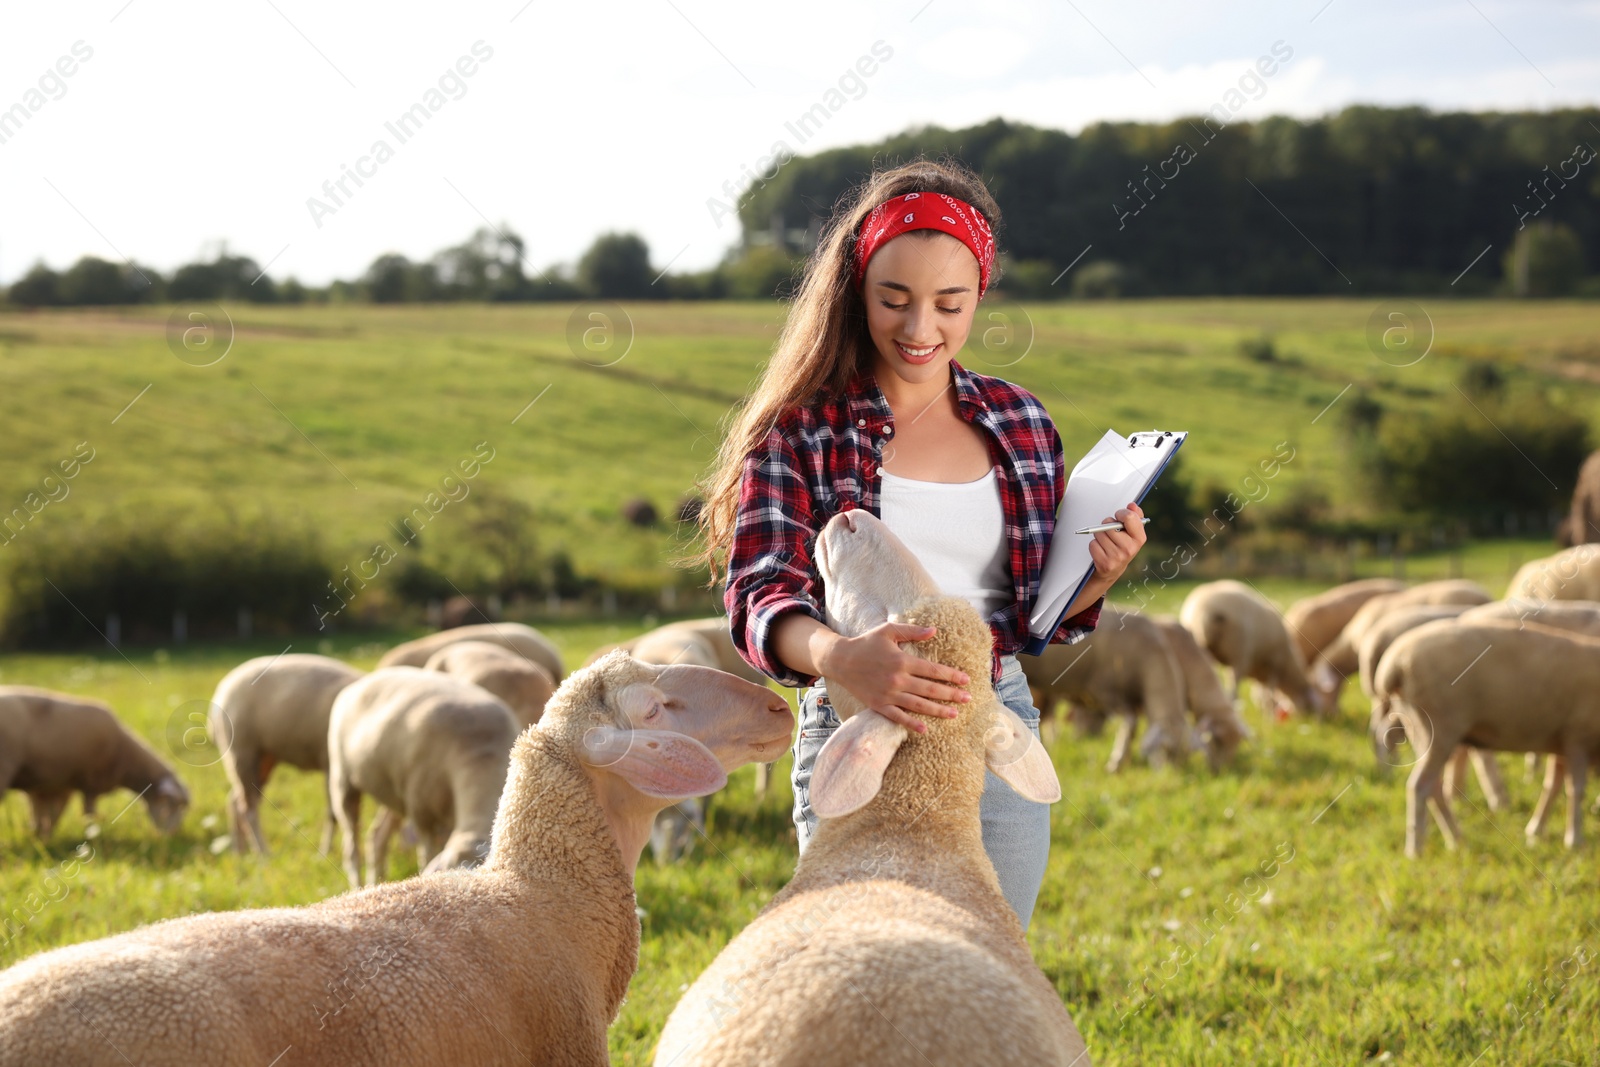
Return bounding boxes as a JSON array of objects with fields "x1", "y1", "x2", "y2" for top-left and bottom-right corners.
[{"x1": 724, "y1": 357, "x2": 1105, "y2": 689}]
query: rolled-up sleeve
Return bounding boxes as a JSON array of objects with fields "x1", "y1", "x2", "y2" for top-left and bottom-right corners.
[
  {"x1": 1046, "y1": 419, "x2": 1105, "y2": 646},
  {"x1": 723, "y1": 428, "x2": 827, "y2": 688}
]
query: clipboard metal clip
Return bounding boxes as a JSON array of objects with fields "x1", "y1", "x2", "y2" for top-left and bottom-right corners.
[{"x1": 1127, "y1": 431, "x2": 1175, "y2": 449}]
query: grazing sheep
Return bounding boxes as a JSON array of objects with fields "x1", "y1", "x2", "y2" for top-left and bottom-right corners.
[
  {"x1": 0, "y1": 652, "x2": 794, "y2": 1067},
  {"x1": 207, "y1": 653, "x2": 364, "y2": 855},
  {"x1": 378, "y1": 621, "x2": 564, "y2": 682},
  {"x1": 0, "y1": 687, "x2": 189, "y2": 840},
  {"x1": 1151, "y1": 615, "x2": 1252, "y2": 770},
  {"x1": 1458, "y1": 598, "x2": 1600, "y2": 823},
  {"x1": 1019, "y1": 606, "x2": 1193, "y2": 772},
  {"x1": 424, "y1": 640, "x2": 555, "y2": 728},
  {"x1": 656, "y1": 509, "x2": 1086, "y2": 1067},
  {"x1": 1354, "y1": 604, "x2": 1505, "y2": 810},
  {"x1": 1311, "y1": 579, "x2": 1492, "y2": 706},
  {"x1": 1505, "y1": 545, "x2": 1600, "y2": 605},
  {"x1": 1283, "y1": 578, "x2": 1405, "y2": 670},
  {"x1": 1178, "y1": 580, "x2": 1330, "y2": 718},
  {"x1": 328, "y1": 668, "x2": 522, "y2": 887},
  {"x1": 1371, "y1": 618, "x2": 1600, "y2": 856},
  {"x1": 1561, "y1": 451, "x2": 1600, "y2": 547}
]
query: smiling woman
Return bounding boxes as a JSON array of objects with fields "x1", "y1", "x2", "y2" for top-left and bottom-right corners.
[{"x1": 685, "y1": 157, "x2": 1148, "y2": 930}]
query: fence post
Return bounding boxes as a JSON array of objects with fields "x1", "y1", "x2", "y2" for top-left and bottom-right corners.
[
  {"x1": 106, "y1": 613, "x2": 120, "y2": 648},
  {"x1": 173, "y1": 609, "x2": 187, "y2": 645},
  {"x1": 602, "y1": 588, "x2": 617, "y2": 617},
  {"x1": 238, "y1": 607, "x2": 253, "y2": 640}
]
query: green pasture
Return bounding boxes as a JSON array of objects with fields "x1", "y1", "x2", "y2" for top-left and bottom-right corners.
[
  {"x1": 2, "y1": 300, "x2": 1599, "y2": 1063},
  {"x1": 3, "y1": 559, "x2": 1597, "y2": 1065},
  {"x1": 3, "y1": 298, "x2": 1599, "y2": 592}
]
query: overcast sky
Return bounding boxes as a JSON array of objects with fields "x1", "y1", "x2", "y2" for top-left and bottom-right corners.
[{"x1": 2, "y1": 0, "x2": 1596, "y2": 285}]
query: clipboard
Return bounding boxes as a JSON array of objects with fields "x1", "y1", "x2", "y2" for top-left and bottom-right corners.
[{"x1": 1023, "y1": 428, "x2": 1187, "y2": 655}]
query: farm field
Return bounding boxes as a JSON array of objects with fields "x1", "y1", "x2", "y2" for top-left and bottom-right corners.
[
  {"x1": 3, "y1": 554, "x2": 1597, "y2": 1065},
  {"x1": 3, "y1": 298, "x2": 1600, "y2": 597},
  {"x1": 3, "y1": 300, "x2": 1599, "y2": 1063}
]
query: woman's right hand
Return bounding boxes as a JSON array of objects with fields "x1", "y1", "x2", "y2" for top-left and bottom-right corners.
[{"x1": 817, "y1": 621, "x2": 972, "y2": 734}]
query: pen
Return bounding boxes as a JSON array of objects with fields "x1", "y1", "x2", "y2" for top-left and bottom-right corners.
[{"x1": 1074, "y1": 516, "x2": 1152, "y2": 535}]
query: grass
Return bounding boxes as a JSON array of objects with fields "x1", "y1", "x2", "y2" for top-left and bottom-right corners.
[
  {"x1": 4, "y1": 556, "x2": 1597, "y2": 1064},
  {"x1": 3, "y1": 299, "x2": 1599, "y2": 1062},
  {"x1": 3, "y1": 298, "x2": 1599, "y2": 593}
]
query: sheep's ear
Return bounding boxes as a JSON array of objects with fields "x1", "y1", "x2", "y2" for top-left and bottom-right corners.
[
  {"x1": 810, "y1": 710, "x2": 908, "y2": 818},
  {"x1": 985, "y1": 705, "x2": 1061, "y2": 803},
  {"x1": 580, "y1": 726, "x2": 728, "y2": 799}
]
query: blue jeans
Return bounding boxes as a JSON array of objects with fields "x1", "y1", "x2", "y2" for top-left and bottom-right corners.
[{"x1": 790, "y1": 653, "x2": 1053, "y2": 929}]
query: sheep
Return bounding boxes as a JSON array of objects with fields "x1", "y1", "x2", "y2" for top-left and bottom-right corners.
[
  {"x1": 378, "y1": 621, "x2": 564, "y2": 682},
  {"x1": 423, "y1": 639, "x2": 555, "y2": 728},
  {"x1": 1370, "y1": 618, "x2": 1600, "y2": 856},
  {"x1": 1458, "y1": 598, "x2": 1600, "y2": 822},
  {"x1": 1310, "y1": 579, "x2": 1492, "y2": 708},
  {"x1": 1354, "y1": 604, "x2": 1505, "y2": 810},
  {"x1": 1507, "y1": 544, "x2": 1600, "y2": 606},
  {"x1": 1562, "y1": 450, "x2": 1600, "y2": 548},
  {"x1": 1283, "y1": 577, "x2": 1405, "y2": 670},
  {"x1": 1019, "y1": 605, "x2": 1193, "y2": 772},
  {"x1": 1177, "y1": 579, "x2": 1330, "y2": 718},
  {"x1": 0, "y1": 686, "x2": 189, "y2": 840},
  {"x1": 656, "y1": 508, "x2": 1087, "y2": 1067},
  {"x1": 0, "y1": 651, "x2": 795, "y2": 1067},
  {"x1": 328, "y1": 667, "x2": 524, "y2": 888},
  {"x1": 1151, "y1": 615, "x2": 1252, "y2": 770},
  {"x1": 207, "y1": 653, "x2": 364, "y2": 856},
  {"x1": 626, "y1": 627, "x2": 722, "y2": 864}
]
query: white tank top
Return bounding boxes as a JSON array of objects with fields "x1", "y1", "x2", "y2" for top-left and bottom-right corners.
[{"x1": 878, "y1": 467, "x2": 1013, "y2": 621}]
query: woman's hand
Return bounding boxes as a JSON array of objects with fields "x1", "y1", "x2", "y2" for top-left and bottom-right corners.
[
  {"x1": 1088, "y1": 501, "x2": 1147, "y2": 586},
  {"x1": 816, "y1": 621, "x2": 971, "y2": 734}
]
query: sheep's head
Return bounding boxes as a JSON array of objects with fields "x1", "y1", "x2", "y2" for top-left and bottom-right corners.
[
  {"x1": 145, "y1": 774, "x2": 189, "y2": 835},
  {"x1": 815, "y1": 508, "x2": 943, "y2": 640},
  {"x1": 808, "y1": 510, "x2": 1060, "y2": 818},
  {"x1": 544, "y1": 649, "x2": 793, "y2": 800}
]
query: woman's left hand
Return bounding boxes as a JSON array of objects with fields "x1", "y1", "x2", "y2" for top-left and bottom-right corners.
[{"x1": 1088, "y1": 501, "x2": 1146, "y2": 586}]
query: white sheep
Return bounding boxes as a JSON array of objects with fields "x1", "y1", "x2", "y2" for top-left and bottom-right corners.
[
  {"x1": 0, "y1": 686, "x2": 189, "y2": 839},
  {"x1": 1151, "y1": 615, "x2": 1252, "y2": 770},
  {"x1": 207, "y1": 653, "x2": 365, "y2": 855},
  {"x1": 0, "y1": 652, "x2": 795, "y2": 1066},
  {"x1": 1283, "y1": 577, "x2": 1405, "y2": 670},
  {"x1": 328, "y1": 667, "x2": 522, "y2": 887},
  {"x1": 1178, "y1": 579, "x2": 1330, "y2": 718},
  {"x1": 656, "y1": 508, "x2": 1087, "y2": 1067},
  {"x1": 1019, "y1": 605, "x2": 1193, "y2": 772},
  {"x1": 378, "y1": 621, "x2": 564, "y2": 682},
  {"x1": 1354, "y1": 604, "x2": 1506, "y2": 810},
  {"x1": 1310, "y1": 579, "x2": 1491, "y2": 705},
  {"x1": 1371, "y1": 618, "x2": 1600, "y2": 856},
  {"x1": 1505, "y1": 543, "x2": 1600, "y2": 604},
  {"x1": 423, "y1": 639, "x2": 555, "y2": 728},
  {"x1": 1458, "y1": 598, "x2": 1600, "y2": 828}
]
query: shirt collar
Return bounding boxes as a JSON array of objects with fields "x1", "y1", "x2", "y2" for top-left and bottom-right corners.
[{"x1": 841, "y1": 357, "x2": 988, "y2": 425}]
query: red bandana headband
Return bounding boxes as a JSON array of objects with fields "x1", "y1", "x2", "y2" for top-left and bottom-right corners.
[{"x1": 852, "y1": 191, "x2": 997, "y2": 298}]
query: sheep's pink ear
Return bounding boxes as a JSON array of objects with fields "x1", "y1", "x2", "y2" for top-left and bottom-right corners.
[
  {"x1": 985, "y1": 705, "x2": 1061, "y2": 803},
  {"x1": 580, "y1": 726, "x2": 727, "y2": 799},
  {"x1": 810, "y1": 710, "x2": 908, "y2": 818}
]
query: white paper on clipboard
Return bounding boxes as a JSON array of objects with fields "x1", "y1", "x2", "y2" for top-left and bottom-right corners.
[{"x1": 1027, "y1": 428, "x2": 1187, "y2": 648}]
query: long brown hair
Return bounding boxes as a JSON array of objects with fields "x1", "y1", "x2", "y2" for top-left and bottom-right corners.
[{"x1": 674, "y1": 155, "x2": 1005, "y2": 588}]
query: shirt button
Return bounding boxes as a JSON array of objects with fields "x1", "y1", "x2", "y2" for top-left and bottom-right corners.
[
  {"x1": 884, "y1": 425, "x2": 893, "y2": 434},
  {"x1": 857, "y1": 418, "x2": 867, "y2": 427}
]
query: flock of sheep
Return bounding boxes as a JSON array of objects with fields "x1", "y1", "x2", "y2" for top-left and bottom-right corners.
[{"x1": 0, "y1": 534, "x2": 1597, "y2": 1064}]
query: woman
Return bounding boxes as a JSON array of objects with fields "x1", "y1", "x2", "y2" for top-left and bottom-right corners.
[{"x1": 689, "y1": 158, "x2": 1146, "y2": 928}]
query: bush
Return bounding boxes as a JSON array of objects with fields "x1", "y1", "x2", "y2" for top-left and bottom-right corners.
[
  {"x1": 1, "y1": 511, "x2": 331, "y2": 646},
  {"x1": 1238, "y1": 333, "x2": 1277, "y2": 363},
  {"x1": 1503, "y1": 221, "x2": 1586, "y2": 297},
  {"x1": 1071, "y1": 260, "x2": 1132, "y2": 299},
  {"x1": 1359, "y1": 390, "x2": 1590, "y2": 522}
]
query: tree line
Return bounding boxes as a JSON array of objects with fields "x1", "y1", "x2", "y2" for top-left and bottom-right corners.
[{"x1": 5, "y1": 104, "x2": 1597, "y2": 307}]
